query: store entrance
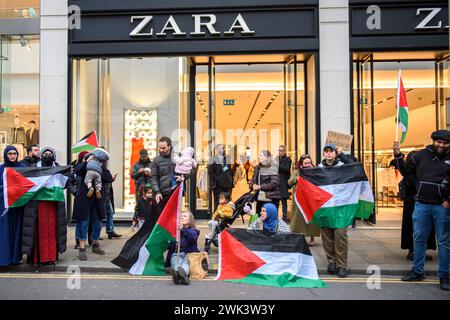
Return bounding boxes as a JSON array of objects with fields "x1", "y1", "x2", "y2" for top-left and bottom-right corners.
[
  {"x1": 353, "y1": 51, "x2": 450, "y2": 226},
  {"x1": 191, "y1": 54, "x2": 311, "y2": 218}
]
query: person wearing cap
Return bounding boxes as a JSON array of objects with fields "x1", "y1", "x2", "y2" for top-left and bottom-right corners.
[
  {"x1": 394, "y1": 130, "x2": 450, "y2": 291},
  {"x1": 318, "y1": 143, "x2": 355, "y2": 278},
  {"x1": 131, "y1": 148, "x2": 152, "y2": 209}
]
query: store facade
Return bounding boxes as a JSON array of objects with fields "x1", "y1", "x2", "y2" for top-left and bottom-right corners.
[
  {"x1": 350, "y1": 0, "x2": 449, "y2": 222},
  {"x1": 5, "y1": 1, "x2": 447, "y2": 222}
]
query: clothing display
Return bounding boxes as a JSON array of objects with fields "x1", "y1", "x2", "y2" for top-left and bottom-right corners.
[
  {"x1": 123, "y1": 109, "x2": 158, "y2": 212},
  {"x1": 25, "y1": 127, "x2": 39, "y2": 148},
  {"x1": 10, "y1": 127, "x2": 26, "y2": 145},
  {"x1": 130, "y1": 137, "x2": 144, "y2": 195},
  {"x1": 196, "y1": 164, "x2": 209, "y2": 210}
]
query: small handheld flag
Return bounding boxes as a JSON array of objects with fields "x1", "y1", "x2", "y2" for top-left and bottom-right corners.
[
  {"x1": 71, "y1": 131, "x2": 99, "y2": 153},
  {"x1": 396, "y1": 70, "x2": 409, "y2": 144}
]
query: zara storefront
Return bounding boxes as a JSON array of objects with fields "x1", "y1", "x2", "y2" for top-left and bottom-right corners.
[{"x1": 32, "y1": 0, "x2": 448, "y2": 221}]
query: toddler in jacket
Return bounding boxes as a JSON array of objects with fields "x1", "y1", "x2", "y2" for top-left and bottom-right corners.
[
  {"x1": 172, "y1": 147, "x2": 197, "y2": 187},
  {"x1": 85, "y1": 148, "x2": 109, "y2": 199},
  {"x1": 205, "y1": 192, "x2": 235, "y2": 240}
]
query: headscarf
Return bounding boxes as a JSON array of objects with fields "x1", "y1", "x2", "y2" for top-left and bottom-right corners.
[
  {"x1": 3, "y1": 145, "x2": 20, "y2": 167},
  {"x1": 77, "y1": 151, "x2": 89, "y2": 163},
  {"x1": 262, "y1": 203, "x2": 279, "y2": 232}
]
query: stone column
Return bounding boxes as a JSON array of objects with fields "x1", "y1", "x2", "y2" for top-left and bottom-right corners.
[
  {"x1": 319, "y1": 0, "x2": 351, "y2": 152},
  {"x1": 40, "y1": 0, "x2": 68, "y2": 163}
]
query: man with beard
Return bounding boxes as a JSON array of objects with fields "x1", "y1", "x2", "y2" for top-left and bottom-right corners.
[
  {"x1": 20, "y1": 144, "x2": 40, "y2": 167},
  {"x1": 394, "y1": 130, "x2": 450, "y2": 291},
  {"x1": 131, "y1": 149, "x2": 152, "y2": 216}
]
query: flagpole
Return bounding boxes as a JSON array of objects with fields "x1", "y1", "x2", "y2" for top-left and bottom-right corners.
[
  {"x1": 395, "y1": 69, "x2": 401, "y2": 143},
  {"x1": 176, "y1": 180, "x2": 183, "y2": 266}
]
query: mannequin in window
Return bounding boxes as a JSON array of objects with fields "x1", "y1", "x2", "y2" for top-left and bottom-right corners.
[
  {"x1": 26, "y1": 120, "x2": 39, "y2": 148},
  {"x1": 10, "y1": 116, "x2": 26, "y2": 146},
  {"x1": 130, "y1": 127, "x2": 144, "y2": 195}
]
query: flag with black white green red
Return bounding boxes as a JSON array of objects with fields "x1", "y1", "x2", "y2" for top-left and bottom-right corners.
[
  {"x1": 216, "y1": 228, "x2": 327, "y2": 288},
  {"x1": 3, "y1": 166, "x2": 71, "y2": 209},
  {"x1": 295, "y1": 163, "x2": 374, "y2": 229},
  {"x1": 71, "y1": 131, "x2": 99, "y2": 153},
  {"x1": 396, "y1": 69, "x2": 409, "y2": 144},
  {"x1": 129, "y1": 183, "x2": 182, "y2": 276}
]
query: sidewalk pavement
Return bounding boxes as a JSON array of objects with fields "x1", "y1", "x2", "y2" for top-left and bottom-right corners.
[{"x1": 0, "y1": 220, "x2": 439, "y2": 277}]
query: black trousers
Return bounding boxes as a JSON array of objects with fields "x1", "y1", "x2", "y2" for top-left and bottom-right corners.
[{"x1": 273, "y1": 198, "x2": 288, "y2": 222}]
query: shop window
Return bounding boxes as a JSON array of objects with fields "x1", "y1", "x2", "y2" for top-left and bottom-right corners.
[
  {"x1": 0, "y1": 1, "x2": 39, "y2": 19},
  {"x1": 0, "y1": 35, "x2": 40, "y2": 162}
]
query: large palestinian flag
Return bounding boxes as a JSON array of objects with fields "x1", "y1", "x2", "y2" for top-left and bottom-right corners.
[
  {"x1": 295, "y1": 163, "x2": 374, "y2": 229},
  {"x1": 128, "y1": 184, "x2": 183, "y2": 276},
  {"x1": 3, "y1": 166, "x2": 71, "y2": 208},
  {"x1": 217, "y1": 229, "x2": 327, "y2": 288},
  {"x1": 71, "y1": 131, "x2": 99, "y2": 153}
]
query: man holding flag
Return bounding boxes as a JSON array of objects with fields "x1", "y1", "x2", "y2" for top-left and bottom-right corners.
[{"x1": 394, "y1": 131, "x2": 450, "y2": 291}]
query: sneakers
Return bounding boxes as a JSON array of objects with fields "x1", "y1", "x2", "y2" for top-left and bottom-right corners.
[
  {"x1": 78, "y1": 248, "x2": 87, "y2": 261},
  {"x1": 95, "y1": 189, "x2": 101, "y2": 200},
  {"x1": 177, "y1": 266, "x2": 190, "y2": 285},
  {"x1": 337, "y1": 267, "x2": 348, "y2": 278},
  {"x1": 91, "y1": 242, "x2": 105, "y2": 255},
  {"x1": 107, "y1": 231, "x2": 122, "y2": 239},
  {"x1": 170, "y1": 267, "x2": 180, "y2": 284},
  {"x1": 401, "y1": 270, "x2": 425, "y2": 282},
  {"x1": 439, "y1": 277, "x2": 450, "y2": 291},
  {"x1": 327, "y1": 263, "x2": 337, "y2": 275},
  {"x1": 87, "y1": 188, "x2": 94, "y2": 198}
]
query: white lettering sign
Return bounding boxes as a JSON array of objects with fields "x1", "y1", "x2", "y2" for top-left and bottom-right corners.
[
  {"x1": 415, "y1": 8, "x2": 448, "y2": 30},
  {"x1": 130, "y1": 13, "x2": 255, "y2": 37}
]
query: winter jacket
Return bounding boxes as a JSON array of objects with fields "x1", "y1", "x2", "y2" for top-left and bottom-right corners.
[
  {"x1": 151, "y1": 151, "x2": 195, "y2": 197},
  {"x1": 174, "y1": 147, "x2": 197, "y2": 175},
  {"x1": 21, "y1": 200, "x2": 67, "y2": 256},
  {"x1": 86, "y1": 158, "x2": 103, "y2": 175},
  {"x1": 165, "y1": 227, "x2": 200, "y2": 267},
  {"x1": 132, "y1": 158, "x2": 152, "y2": 192},
  {"x1": 278, "y1": 155, "x2": 292, "y2": 198},
  {"x1": 250, "y1": 161, "x2": 281, "y2": 201},
  {"x1": 211, "y1": 202, "x2": 235, "y2": 221},
  {"x1": 102, "y1": 168, "x2": 115, "y2": 216},
  {"x1": 318, "y1": 153, "x2": 354, "y2": 167},
  {"x1": 19, "y1": 156, "x2": 40, "y2": 167},
  {"x1": 71, "y1": 162, "x2": 107, "y2": 221},
  {"x1": 208, "y1": 155, "x2": 233, "y2": 190},
  {"x1": 395, "y1": 145, "x2": 450, "y2": 204}
]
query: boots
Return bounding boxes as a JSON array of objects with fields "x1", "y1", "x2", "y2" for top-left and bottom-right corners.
[
  {"x1": 204, "y1": 238, "x2": 211, "y2": 254},
  {"x1": 78, "y1": 248, "x2": 87, "y2": 261},
  {"x1": 440, "y1": 277, "x2": 450, "y2": 291},
  {"x1": 91, "y1": 242, "x2": 105, "y2": 255},
  {"x1": 107, "y1": 231, "x2": 122, "y2": 239},
  {"x1": 87, "y1": 188, "x2": 94, "y2": 198},
  {"x1": 95, "y1": 189, "x2": 101, "y2": 200}
]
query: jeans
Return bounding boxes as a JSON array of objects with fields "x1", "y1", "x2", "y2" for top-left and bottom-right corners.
[
  {"x1": 412, "y1": 202, "x2": 450, "y2": 278},
  {"x1": 76, "y1": 209, "x2": 102, "y2": 241},
  {"x1": 106, "y1": 201, "x2": 114, "y2": 233},
  {"x1": 170, "y1": 252, "x2": 189, "y2": 275}
]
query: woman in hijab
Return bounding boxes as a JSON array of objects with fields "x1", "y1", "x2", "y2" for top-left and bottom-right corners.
[
  {"x1": 0, "y1": 146, "x2": 25, "y2": 266},
  {"x1": 249, "y1": 203, "x2": 291, "y2": 233}
]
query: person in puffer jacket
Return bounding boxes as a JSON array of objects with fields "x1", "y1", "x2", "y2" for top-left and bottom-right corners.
[
  {"x1": 172, "y1": 147, "x2": 197, "y2": 188},
  {"x1": 85, "y1": 148, "x2": 110, "y2": 199}
]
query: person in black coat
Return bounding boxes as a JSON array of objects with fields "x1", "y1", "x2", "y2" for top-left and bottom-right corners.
[
  {"x1": 208, "y1": 144, "x2": 233, "y2": 212},
  {"x1": 394, "y1": 149, "x2": 436, "y2": 261},
  {"x1": 274, "y1": 145, "x2": 292, "y2": 223},
  {"x1": 72, "y1": 153, "x2": 108, "y2": 260},
  {"x1": 19, "y1": 144, "x2": 40, "y2": 167}
]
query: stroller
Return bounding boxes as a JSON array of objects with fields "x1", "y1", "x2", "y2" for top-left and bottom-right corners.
[{"x1": 204, "y1": 192, "x2": 255, "y2": 254}]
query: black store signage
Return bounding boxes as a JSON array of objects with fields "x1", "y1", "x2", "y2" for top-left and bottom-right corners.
[
  {"x1": 68, "y1": 0, "x2": 319, "y2": 57},
  {"x1": 350, "y1": 1, "x2": 449, "y2": 50}
]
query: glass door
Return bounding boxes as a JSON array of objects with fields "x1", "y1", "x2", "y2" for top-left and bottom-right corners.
[
  {"x1": 357, "y1": 55, "x2": 376, "y2": 224},
  {"x1": 207, "y1": 57, "x2": 216, "y2": 215},
  {"x1": 284, "y1": 56, "x2": 298, "y2": 161},
  {"x1": 436, "y1": 57, "x2": 450, "y2": 130}
]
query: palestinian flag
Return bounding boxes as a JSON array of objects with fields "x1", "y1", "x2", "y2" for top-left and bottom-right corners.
[
  {"x1": 3, "y1": 166, "x2": 71, "y2": 208},
  {"x1": 216, "y1": 229, "x2": 327, "y2": 288},
  {"x1": 71, "y1": 131, "x2": 98, "y2": 153},
  {"x1": 111, "y1": 189, "x2": 173, "y2": 271},
  {"x1": 128, "y1": 183, "x2": 182, "y2": 276},
  {"x1": 295, "y1": 163, "x2": 374, "y2": 229},
  {"x1": 397, "y1": 70, "x2": 408, "y2": 144}
]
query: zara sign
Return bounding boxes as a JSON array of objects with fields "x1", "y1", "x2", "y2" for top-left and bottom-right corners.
[{"x1": 130, "y1": 13, "x2": 255, "y2": 37}]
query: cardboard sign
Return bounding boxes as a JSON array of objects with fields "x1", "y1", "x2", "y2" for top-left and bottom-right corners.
[{"x1": 325, "y1": 131, "x2": 353, "y2": 151}]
